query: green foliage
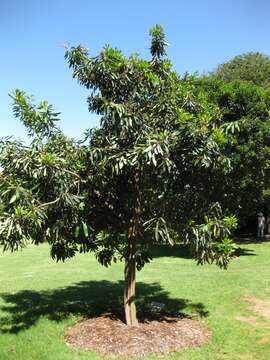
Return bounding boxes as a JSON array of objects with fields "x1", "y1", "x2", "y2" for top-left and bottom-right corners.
[
  {"x1": 149, "y1": 24, "x2": 168, "y2": 66},
  {"x1": 10, "y1": 89, "x2": 60, "y2": 138},
  {"x1": 209, "y1": 52, "x2": 270, "y2": 88},
  {"x1": 0, "y1": 95, "x2": 88, "y2": 257},
  {"x1": 196, "y1": 76, "x2": 270, "y2": 224},
  {"x1": 0, "y1": 26, "x2": 236, "y2": 276},
  {"x1": 187, "y1": 203, "x2": 237, "y2": 268}
]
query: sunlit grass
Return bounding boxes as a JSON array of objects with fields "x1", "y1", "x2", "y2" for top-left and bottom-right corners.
[{"x1": 0, "y1": 240, "x2": 270, "y2": 360}]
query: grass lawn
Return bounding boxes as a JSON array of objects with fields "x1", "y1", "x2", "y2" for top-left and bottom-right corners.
[{"x1": 0, "y1": 240, "x2": 270, "y2": 360}]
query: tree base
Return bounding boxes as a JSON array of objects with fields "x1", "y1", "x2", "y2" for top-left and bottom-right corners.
[{"x1": 65, "y1": 313, "x2": 209, "y2": 357}]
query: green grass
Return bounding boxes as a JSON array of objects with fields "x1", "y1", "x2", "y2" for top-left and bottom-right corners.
[{"x1": 0, "y1": 240, "x2": 270, "y2": 360}]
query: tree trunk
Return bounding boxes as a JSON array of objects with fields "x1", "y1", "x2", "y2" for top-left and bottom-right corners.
[
  {"x1": 123, "y1": 168, "x2": 141, "y2": 326},
  {"x1": 124, "y1": 255, "x2": 138, "y2": 326}
]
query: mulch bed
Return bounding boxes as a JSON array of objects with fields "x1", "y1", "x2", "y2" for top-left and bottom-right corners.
[{"x1": 65, "y1": 313, "x2": 209, "y2": 358}]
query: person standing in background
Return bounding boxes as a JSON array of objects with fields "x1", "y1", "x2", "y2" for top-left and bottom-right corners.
[{"x1": 257, "y1": 212, "x2": 265, "y2": 238}]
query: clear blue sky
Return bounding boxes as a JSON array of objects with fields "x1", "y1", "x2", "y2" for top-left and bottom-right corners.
[{"x1": 1, "y1": 0, "x2": 269, "y2": 141}]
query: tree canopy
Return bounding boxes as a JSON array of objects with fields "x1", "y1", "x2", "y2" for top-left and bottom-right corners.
[
  {"x1": 0, "y1": 25, "x2": 237, "y2": 326},
  {"x1": 209, "y1": 52, "x2": 270, "y2": 88},
  {"x1": 197, "y1": 75, "x2": 270, "y2": 227}
]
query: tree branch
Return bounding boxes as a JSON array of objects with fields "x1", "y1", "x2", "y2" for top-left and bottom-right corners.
[
  {"x1": 53, "y1": 166, "x2": 86, "y2": 182},
  {"x1": 36, "y1": 197, "x2": 60, "y2": 209}
]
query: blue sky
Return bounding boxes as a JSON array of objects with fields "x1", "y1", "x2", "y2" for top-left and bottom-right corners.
[{"x1": 1, "y1": 0, "x2": 269, "y2": 141}]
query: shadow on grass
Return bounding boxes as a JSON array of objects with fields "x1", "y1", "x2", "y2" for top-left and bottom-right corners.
[
  {"x1": 151, "y1": 243, "x2": 256, "y2": 258},
  {"x1": 150, "y1": 244, "x2": 192, "y2": 259},
  {"x1": 234, "y1": 247, "x2": 256, "y2": 257},
  {"x1": 235, "y1": 234, "x2": 270, "y2": 245},
  {"x1": 0, "y1": 280, "x2": 208, "y2": 334}
]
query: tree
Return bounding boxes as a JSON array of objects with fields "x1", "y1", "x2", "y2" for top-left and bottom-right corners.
[
  {"x1": 196, "y1": 76, "x2": 270, "y2": 227},
  {"x1": 209, "y1": 52, "x2": 270, "y2": 88},
  {"x1": 0, "y1": 26, "x2": 237, "y2": 326}
]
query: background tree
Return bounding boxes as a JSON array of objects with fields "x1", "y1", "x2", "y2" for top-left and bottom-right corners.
[
  {"x1": 196, "y1": 76, "x2": 270, "y2": 228},
  {"x1": 0, "y1": 26, "x2": 237, "y2": 326},
  {"x1": 209, "y1": 52, "x2": 270, "y2": 88}
]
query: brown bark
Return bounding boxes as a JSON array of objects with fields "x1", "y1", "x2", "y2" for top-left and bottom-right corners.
[
  {"x1": 123, "y1": 168, "x2": 141, "y2": 326},
  {"x1": 124, "y1": 255, "x2": 138, "y2": 326}
]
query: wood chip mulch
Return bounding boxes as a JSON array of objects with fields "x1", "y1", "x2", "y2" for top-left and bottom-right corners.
[{"x1": 65, "y1": 314, "x2": 209, "y2": 358}]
